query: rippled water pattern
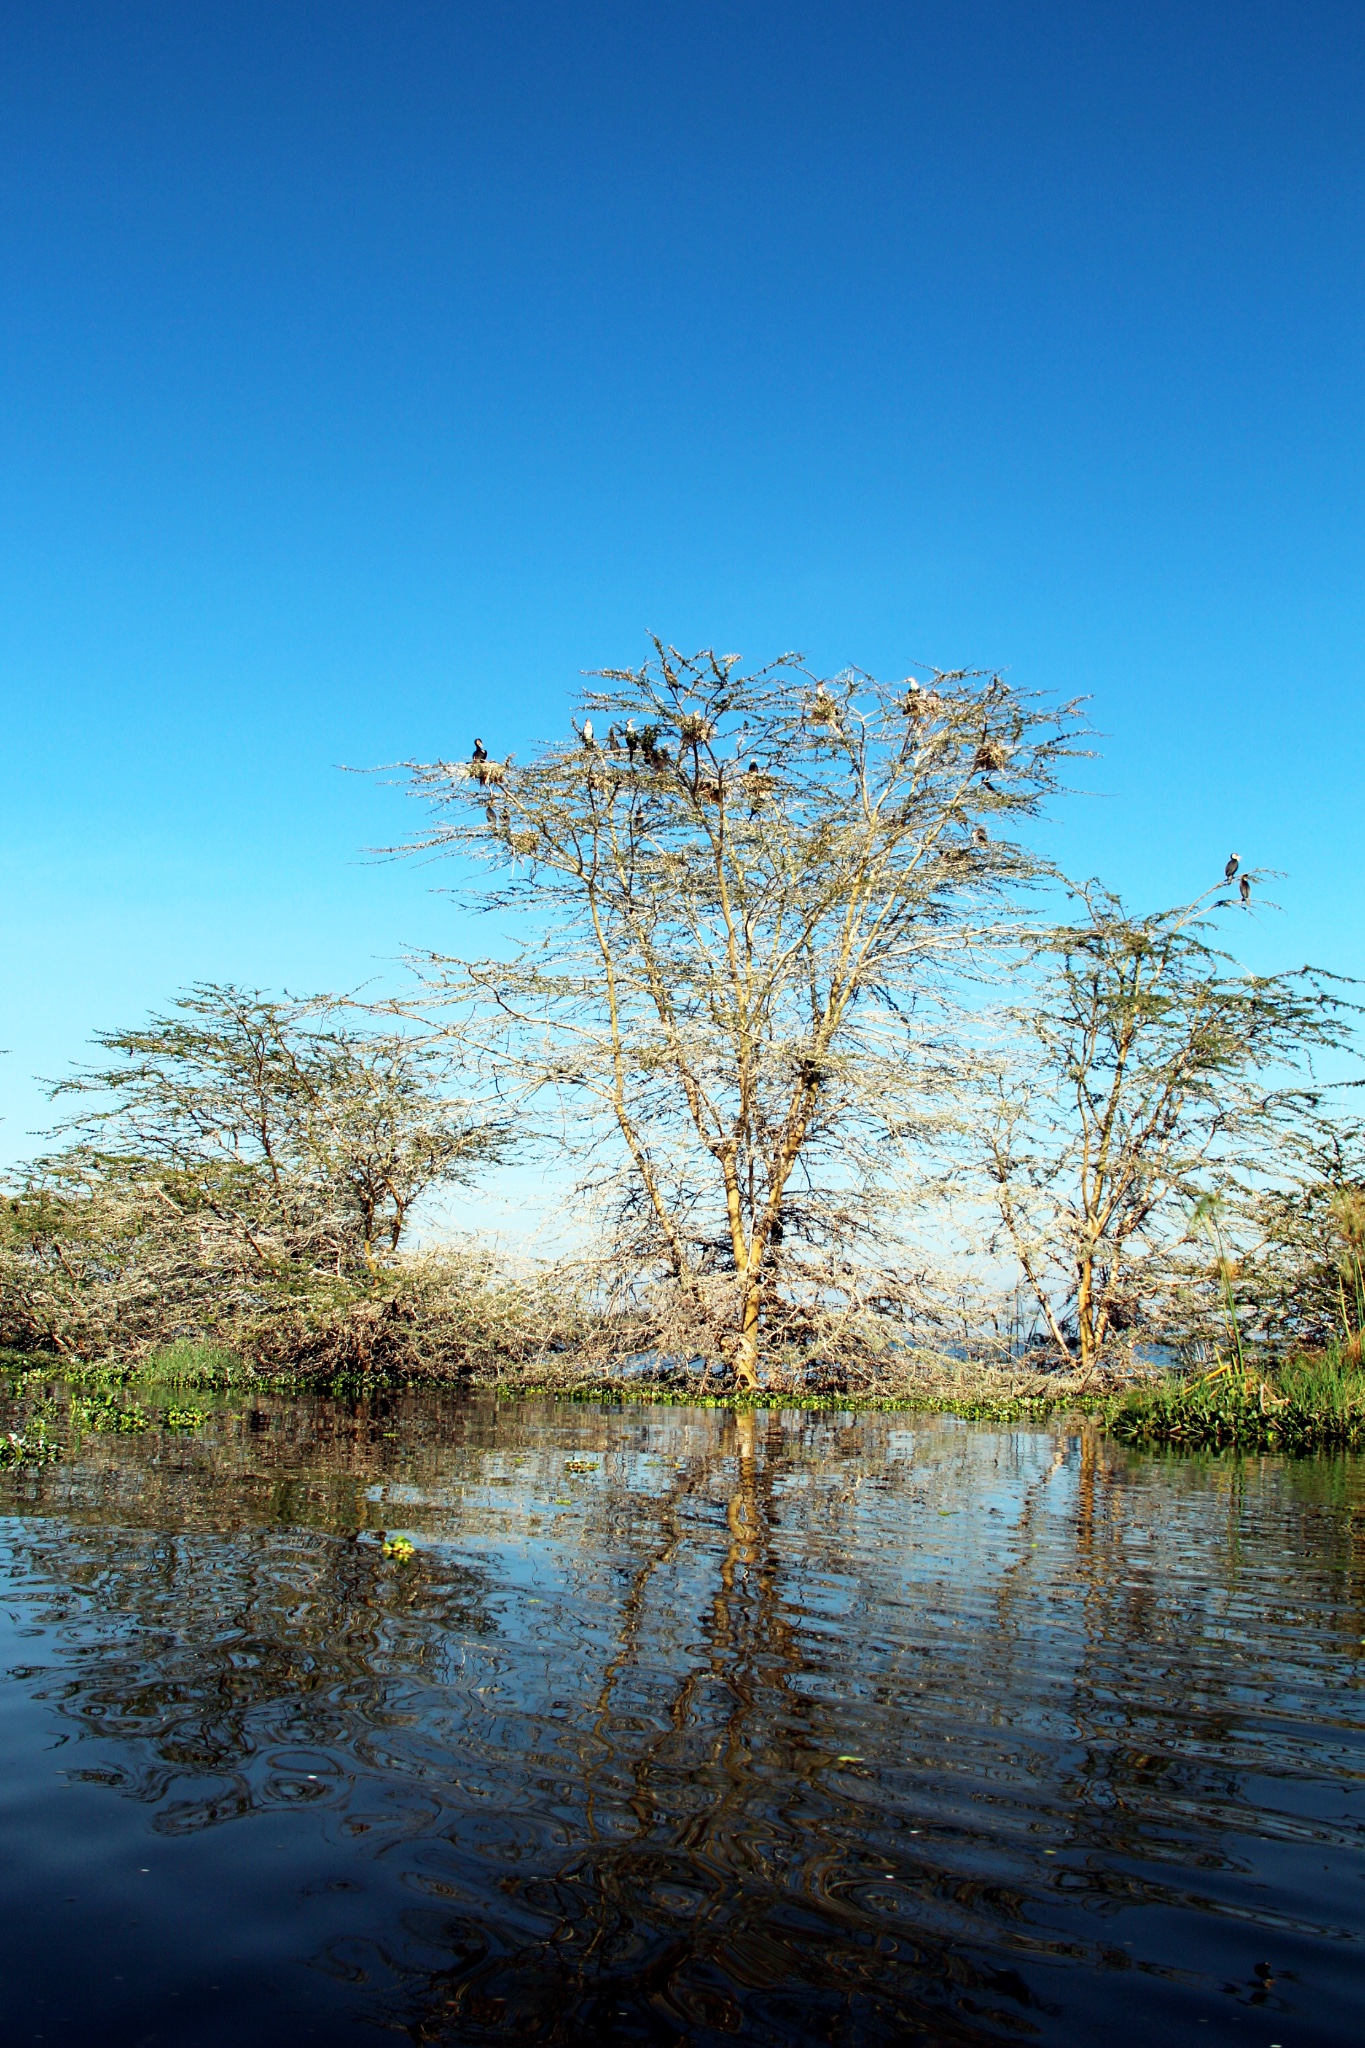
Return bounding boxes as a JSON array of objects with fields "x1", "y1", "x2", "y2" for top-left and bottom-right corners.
[{"x1": 1, "y1": 1395, "x2": 1363, "y2": 2045}]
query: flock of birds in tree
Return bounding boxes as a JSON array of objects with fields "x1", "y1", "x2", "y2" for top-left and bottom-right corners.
[{"x1": 467, "y1": 713, "x2": 1255, "y2": 908}]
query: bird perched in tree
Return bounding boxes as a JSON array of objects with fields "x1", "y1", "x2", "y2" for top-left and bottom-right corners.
[
  {"x1": 624, "y1": 718, "x2": 639, "y2": 762},
  {"x1": 472, "y1": 738, "x2": 488, "y2": 765},
  {"x1": 1240, "y1": 873, "x2": 1251, "y2": 905},
  {"x1": 581, "y1": 719, "x2": 595, "y2": 748},
  {"x1": 1224, "y1": 853, "x2": 1240, "y2": 883},
  {"x1": 743, "y1": 761, "x2": 774, "y2": 813},
  {"x1": 809, "y1": 683, "x2": 837, "y2": 727},
  {"x1": 972, "y1": 824, "x2": 989, "y2": 849}
]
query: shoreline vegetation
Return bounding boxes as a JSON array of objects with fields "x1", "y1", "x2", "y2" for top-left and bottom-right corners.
[{"x1": 4, "y1": 1334, "x2": 1365, "y2": 1463}]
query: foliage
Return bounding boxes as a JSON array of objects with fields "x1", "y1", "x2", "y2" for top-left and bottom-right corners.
[
  {"x1": 977, "y1": 884, "x2": 1352, "y2": 1372},
  {"x1": 71, "y1": 1394, "x2": 152, "y2": 1433},
  {"x1": 1240, "y1": 1119, "x2": 1365, "y2": 1350},
  {"x1": 4, "y1": 648, "x2": 1361, "y2": 1403},
  {"x1": 0, "y1": 986, "x2": 507, "y2": 1367},
  {"x1": 0, "y1": 1427, "x2": 58, "y2": 1468},
  {"x1": 398, "y1": 643, "x2": 1081, "y2": 1383},
  {"x1": 1110, "y1": 1347, "x2": 1365, "y2": 1452},
  {"x1": 140, "y1": 1339, "x2": 253, "y2": 1389}
]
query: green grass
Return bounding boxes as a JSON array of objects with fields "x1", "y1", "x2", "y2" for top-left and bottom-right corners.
[
  {"x1": 137, "y1": 1340, "x2": 251, "y2": 1390},
  {"x1": 1110, "y1": 1348, "x2": 1365, "y2": 1453}
]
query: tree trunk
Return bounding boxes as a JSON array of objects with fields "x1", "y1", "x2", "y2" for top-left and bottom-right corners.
[
  {"x1": 733, "y1": 1278, "x2": 762, "y2": 1389},
  {"x1": 1076, "y1": 1253, "x2": 1096, "y2": 1374}
]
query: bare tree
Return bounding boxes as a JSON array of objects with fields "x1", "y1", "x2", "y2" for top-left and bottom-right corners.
[
  {"x1": 976, "y1": 884, "x2": 1352, "y2": 1374},
  {"x1": 395, "y1": 642, "x2": 1079, "y2": 1386}
]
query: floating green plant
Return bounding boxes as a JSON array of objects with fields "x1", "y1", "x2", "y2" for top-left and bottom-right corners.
[
  {"x1": 163, "y1": 1407, "x2": 207, "y2": 1430},
  {"x1": 0, "y1": 1429, "x2": 58, "y2": 1468},
  {"x1": 71, "y1": 1396, "x2": 151, "y2": 1434}
]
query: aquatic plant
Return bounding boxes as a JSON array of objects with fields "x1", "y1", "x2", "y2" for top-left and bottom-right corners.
[
  {"x1": 1110, "y1": 1346, "x2": 1365, "y2": 1452},
  {"x1": 71, "y1": 1395, "x2": 151, "y2": 1434},
  {"x1": 0, "y1": 1427, "x2": 57, "y2": 1468}
]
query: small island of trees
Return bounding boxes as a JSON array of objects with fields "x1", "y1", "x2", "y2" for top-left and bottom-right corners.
[{"x1": 4, "y1": 643, "x2": 1363, "y2": 1450}]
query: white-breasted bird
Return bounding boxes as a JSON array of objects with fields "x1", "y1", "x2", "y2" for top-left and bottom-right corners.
[{"x1": 1224, "y1": 853, "x2": 1240, "y2": 883}]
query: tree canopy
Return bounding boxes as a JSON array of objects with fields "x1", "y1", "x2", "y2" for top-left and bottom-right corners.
[
  {"x1": 2, "y1": 986, "x2": 503, "y2": 1361},
  {"x1": 399, "y1": 642, "x2": 1081, "y2": 1382}
]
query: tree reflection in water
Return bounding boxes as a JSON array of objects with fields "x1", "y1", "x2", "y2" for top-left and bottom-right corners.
[{"x1": 2, "y1": 1391, "x2": 1364, "y2": 2045}]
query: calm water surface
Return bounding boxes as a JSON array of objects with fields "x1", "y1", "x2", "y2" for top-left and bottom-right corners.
[{"x1": 0, "y1": 1392, "x2": 1362, "y2": 2045}]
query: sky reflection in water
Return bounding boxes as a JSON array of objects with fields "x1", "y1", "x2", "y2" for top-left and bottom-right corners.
[{"x1": 1, "y1": 1394, "x2": 1363, "y2": 2045}]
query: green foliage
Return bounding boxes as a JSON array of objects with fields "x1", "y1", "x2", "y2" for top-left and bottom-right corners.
[
  {"x1": 0, "y1": 1427, "x2": 58, "y2": 1467},
  {"x1": 1110, "y1": 1348, "x2": 1365, "y2": 1452},
  {"x1": 981, "y1": 882, "x2": 1353, "y2": 1372},
  {"x1": 494, "y1": 1381, "x2": 1109, "y2": 1420},
  {"x1": 141, "y1": 1340, "x2": 251, "y2": 1389},
  {"x1": 163, "y1": 1407, "x2": 207, "y2": 1430},
  {"x1": 72, "y1": 1395, "x2": 152, "y2": 1434},
  {"x1": 0, "y1": 986, "x2": 508, "y2": 1369},
  {"x1": 1243, "y1": 1122, "x2": 1365, "y2": 1350}
]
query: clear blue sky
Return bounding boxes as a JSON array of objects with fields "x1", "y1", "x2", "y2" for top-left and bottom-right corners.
[{"x1": 3, "y1": 0, "x2": 1362, "y2": 1162}]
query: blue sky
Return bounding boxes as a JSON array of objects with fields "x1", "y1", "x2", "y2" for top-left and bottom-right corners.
[{"x1": 3, "y1": 0, "x2": 1363, "y2": 1164}]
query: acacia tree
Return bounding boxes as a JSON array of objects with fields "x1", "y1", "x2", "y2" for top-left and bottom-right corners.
[
  {"x1": 977, "y1": 885, "x2": 1351, "y2": 1373},
  {"x1": 50, "y1": 985, "x2": 498, "y2": 1269},
  {"x1": 1, "y1": 986, "x2": 501, "y2": 1357},
  {"x1": 397, "y1": 642, "x2": 1079, "y2": 1385},
  {"x1": 1242, "y1": 1118, "x2": 1365, "y2": 1351}
]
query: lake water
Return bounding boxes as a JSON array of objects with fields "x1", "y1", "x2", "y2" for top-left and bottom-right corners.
[{"x1": 0, "y1": 1392, "x2": 1362, "y2": 2045}]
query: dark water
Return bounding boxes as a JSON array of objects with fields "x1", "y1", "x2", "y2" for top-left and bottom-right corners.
[{"x1": 1, "y1": 1394, "x2": 1362, "y2": 2046}]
